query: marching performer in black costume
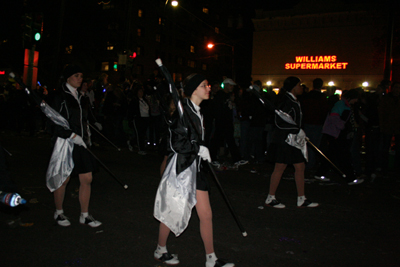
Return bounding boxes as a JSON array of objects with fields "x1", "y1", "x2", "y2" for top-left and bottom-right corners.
[
  {"x1": 265, "y1": 76, "x2": 319, "y2": 209},
  {"x1": 153, "y1": 74, "x2": 235, "y2": 267},
  {"x1": 49, "y1": 65, "x2": 102, "y2": 227}
]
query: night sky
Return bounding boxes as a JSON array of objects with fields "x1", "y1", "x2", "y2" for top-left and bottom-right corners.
[{"x1": 0, "y1": 0, "x2": 395, "y2": 82}]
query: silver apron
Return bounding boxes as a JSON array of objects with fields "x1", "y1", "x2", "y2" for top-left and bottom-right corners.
[
  {"x1": 40, "y1": 102, "x2": 74, "y2": 192},
  {"x1": 286, "y1": 132, "x2": 308, "y2": 162},
  {"x1": 46, "y1": 138, "x2": 74, "y2": 192},
  {"x1": 154, "y1": 153, "x2": 197, "y2": 236}
]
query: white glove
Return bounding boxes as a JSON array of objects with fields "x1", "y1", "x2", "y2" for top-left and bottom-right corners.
[
  {"x1": 198, "y1": 145, "x2": 211, "y2": 162},
  {"x1": 70, "y1": 133, "x2": 87, "y2": 148},
  {"x1": 94, "y1": 122, "x2": 103, "y2": 131}
]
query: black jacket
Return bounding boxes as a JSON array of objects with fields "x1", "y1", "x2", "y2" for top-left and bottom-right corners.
[
  {"x1": 249, "y1": 92, "x2": 268, "y2": 127},
  {"x1": 50, "y1": 83, "x2": 91, "y2": 144},
  {"x1": 271, "y1": 92, "x2": 301, "y2": 144},
  {"x1": 167, "y1": 98, "x2": 204, "y2": 175}
]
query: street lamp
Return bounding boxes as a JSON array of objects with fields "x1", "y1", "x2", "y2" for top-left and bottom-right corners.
[
  {"x1": 207, "y1": 42, "x2": 235, "y2": 80},
  {"x1": 165, "y1": 0, "x2": 178, "y2": 6}
]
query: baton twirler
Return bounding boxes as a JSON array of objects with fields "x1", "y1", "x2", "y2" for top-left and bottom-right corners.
[
  {"x1": 155, "y1": 58, "x2": 247, "y2": 237},
  {"x1": 249, "y1": 86, "x2": 346, "y2": 178},
  {"x1": 9, "y1": 72, "x2": 129, "y2": 189}
]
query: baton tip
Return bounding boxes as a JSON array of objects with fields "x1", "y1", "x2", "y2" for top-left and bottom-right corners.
[
  {"x1": 342, "y1": 174, "x2": 347, "y2": 178},
  {"x1": 155, "y1": 58, "x2": 162, "y2": 66},
  {"x1": 242, "y1": 232, "x2": 248, "y2": 237},
  {"x1": 124, "y1": 185, "x2": 128, "y2": 189}
]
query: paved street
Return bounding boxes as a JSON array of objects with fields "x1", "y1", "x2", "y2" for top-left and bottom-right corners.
[{"x1": 1, "y1": 131, "x2": 399, "y2": 267}]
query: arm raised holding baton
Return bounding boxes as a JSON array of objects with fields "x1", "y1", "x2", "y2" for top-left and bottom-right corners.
[{"x1": 153, "y1": 59, "x2": 237, "y2": 267}]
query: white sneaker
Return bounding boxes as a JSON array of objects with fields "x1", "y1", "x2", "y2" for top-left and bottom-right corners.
[
  {"x1": 314, "y1": 175, "x2": 330, "y2": 182},
  {"x1": 297, "y1": 198, "x2": 319, "y2": 208},
  {"x1": 79, "y1": 214, "x2": 102, "y2": 227},
  {"x1": 206, "y1": 259, "x2": 235, "y2": 267},
  {"x1": 348, "y1": 178, "x2": 364, "y2": 185},
  {"x1": 265, "y1": 196, "x2": 285, "y2": 209},
  {"x1": 54, "y1": 212, "x2": 71, "y2": 227},
  {"x1": 154, "y1": 250, "x2": 179, "y2": 265}
]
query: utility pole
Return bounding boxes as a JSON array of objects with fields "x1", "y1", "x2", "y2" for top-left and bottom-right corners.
[{"x1": 383, "y1": 3, "x2": 394, "y2": 81}]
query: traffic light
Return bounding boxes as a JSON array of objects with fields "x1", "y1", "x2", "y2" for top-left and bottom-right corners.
[
  {"x1": 32, "y1": 13, "x2": 43, "y2": 43},
  {"x1": 129, "y1": 52, "x2": 137, "y2": 59},
  {"x1": 34, "y1": 32, "x2": 41, "y2": 41},
  {"x1": 127, "y1": 51, "x2": 137, "y2": 67},
  {"x1": 22, "y1": 14, "x2": 33, "y2": 44}
]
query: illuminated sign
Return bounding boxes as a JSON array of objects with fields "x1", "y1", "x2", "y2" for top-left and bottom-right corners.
[{"x1": 285, "y1": 55, "x2": 348, "y2": 70}]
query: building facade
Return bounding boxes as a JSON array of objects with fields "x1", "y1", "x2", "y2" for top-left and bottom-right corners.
[
  {"x1": 252, "y1": 0, "x2": 398, "y2": 90},
  {"x1": 16, "y1": 0, "x2": 252, "y2": 87}
]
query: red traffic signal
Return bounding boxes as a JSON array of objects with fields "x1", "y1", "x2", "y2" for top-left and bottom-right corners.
[{"x1": 129, "y1": 52, "x2": 137, "y2": 59}]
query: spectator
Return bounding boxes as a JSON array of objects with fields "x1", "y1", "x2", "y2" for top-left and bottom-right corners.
[
  {"x1": 236, "y1": 85, "x2": 252, "y2": 161},
  {"x1": 248, "y1": 80, "x2": 268, "y2": 162},
  {"x1": 363, "y1": 80, "x2": 387, "y2": 179},
  {"x1": 127, "y1": 86, "x2": 150, "y2": 155},
  {"x1": 300, "y1": 78, "x2": 330, "y2": 173},
  {"x1": 315, "y1": 89, "x2": 364, "y2": 185},
  {"x1": 350, "y1": 88, "x2": 365, "y2": 178},
  {"x1": 378, "y1": 81, "x2": 400, "y2": 177},
  {"x1": 147, "y1": 87, "x2": 162, "y2": 149},
  {"x1": 102, "y1": 85, "x2": 128, "y2": 146},
  {"x1": 264, "y1": 86, "x2": 277, "y2": 152},
  {"x1": 201, "y1": 81, "x2": 221, "y2": 148},
  {"x1": 209, "y1": 78, "x2": 247, "y2": 167}
]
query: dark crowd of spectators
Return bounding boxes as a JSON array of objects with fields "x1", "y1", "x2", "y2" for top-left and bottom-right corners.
[
  {"x1": 1, "y1": 73, "x2": 399, "y2": 183},
  {"x1": 203, "y1": 77, "x2": 400, "y2": 184}
]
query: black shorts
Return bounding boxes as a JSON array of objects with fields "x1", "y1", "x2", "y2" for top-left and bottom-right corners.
[
  {"x1": 71, "y1": 145, "x2": 98, "y2": 176},
  {"x1": 266, "y1": 141, "x2": 305, "y2": 165},
  {"x1": 196, "y1": 162, "x2": 210, "y2": 191}
]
